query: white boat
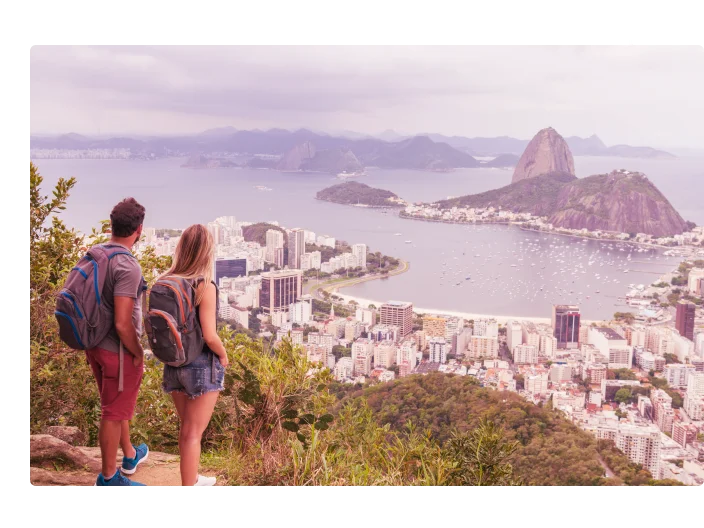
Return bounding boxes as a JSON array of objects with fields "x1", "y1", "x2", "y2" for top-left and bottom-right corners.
[{"x1": 405, "y1": 240, "x2": 412, "y2": 244}]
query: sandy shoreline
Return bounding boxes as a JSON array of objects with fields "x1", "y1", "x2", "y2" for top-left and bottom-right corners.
[{"x1": 333, "y1": 291, "x2": 605, "y2": 325}]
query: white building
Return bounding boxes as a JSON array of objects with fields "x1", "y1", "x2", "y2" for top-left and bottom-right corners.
[
  {"x1": 397, "y1": 339, "x2": 418, "y2": 370},
  {"x1": 525, "y1": 372, "x2": 549, "y2": 396},
  {"x1": 506, "y1": 321, "x2": 523, "y2": 352},
  {"x1": 374, "y1": 340, "x2": 397, "y2": 369},
  {"x1": 549, "y1": 363, "x2": 573, "y2": 383},
  {"x1": 353, "y1": 353, "x2": 372, "y2": 377},
  {"x1": 378, "y1": 370, "x2": 395, "y2": 383},
  {"x1": 672, "y1": 333, "x2": 695, "y2": 363},
  {"x1": 271, "y1": 310, "x2": 288, "y2": 328},
  {"x1": 664, "y1": 363, "x2": 697, "y2": 389},
  {"x1": 522, "y1": 322, "x2": 541, "y2": 350},
  {"x1": 513, "y1": 344, "x2": 538, "y2": 365},
  {"x1": 635, "y1": 350, "x2": 665, "y2": 372},
  {"x1": 611, "y1": 423, "x2": 661, "y2": 476},
  {"x1": 688, "y1": 371, "x2": 704, "y2": 396},
  {"x1": 688, "y1": 268, "x2": 704, "y2": 295},
  {"x1": 334, "y1": 357, "x2": 354, "y2": 381},
  {"x1": 265, "y1": 229, "x2": 284, "y2": 264},
  {"x1": 474, "y1": 319, "x2": 498, "y2": 338},
  {"x1": 351, "y1": 338, "x2": 374, "y2": 362},
  {"x1": 355, "y1": 307, "x2": 377, "y2": 326},
  {"x1": 444, "y1": 317, "x2": 465, "y2": 344},
  {"x1": 289, "y1": 300, "x2": 312, "y2": 325},
  {"x1": 316, "y1": 235, "x2": 335, "y2": 248},
  {"x1": 351, "y1": 243, "x2": 367, "y2": 269},
  {"x1": 696, "y1": 332, "x2": 704, "y2": 358},
  {"x1": 468, "y1": 335, "x2": 499, "y2": 359},
  {"x1": 540, "y1": 334, "x2": 557, "y2": 359},
  {"x1": 428, "y1": 337, "x2": 448, "y2": 364},
  {"x1": 588, "y1": 326, "x2": 632, "y2": 369}
]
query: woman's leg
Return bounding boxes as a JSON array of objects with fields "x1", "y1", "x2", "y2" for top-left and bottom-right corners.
[
  {"x1": 178, "y1": 391, "x2": 219, "y2": 486},
  {"x1": 171, "y1": 391, "x2": 188, "y2": 421}
]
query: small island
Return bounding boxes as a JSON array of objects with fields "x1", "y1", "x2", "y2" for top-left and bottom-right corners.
[{"x1": 316, "y1": 181, "x2": 406, "y2": 207}]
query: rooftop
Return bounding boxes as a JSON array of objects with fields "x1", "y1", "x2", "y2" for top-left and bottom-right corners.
[
  {"x1": 383, "y1": 301, "x2": 413, "y2": 308},
  {"x1": 595, "y1": 327, "x2": 625, "y2": 340}
]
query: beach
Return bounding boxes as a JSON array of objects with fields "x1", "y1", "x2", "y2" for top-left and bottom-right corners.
[{"x1": 333, "y1": 291, "x2": 609, "y2": 325}]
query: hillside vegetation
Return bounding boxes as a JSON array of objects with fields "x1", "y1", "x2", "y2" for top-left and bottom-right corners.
[
  {"x1": 335, "y1": 374, "x2": 607, "y2": 485},
  {"x1": 316, "y1": 181, "x2": 400, "y2": 206}
]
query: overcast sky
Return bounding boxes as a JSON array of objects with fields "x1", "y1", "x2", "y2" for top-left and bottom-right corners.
[{"x1": 30, "y1": 45, "x2": 704, "y2": 148}]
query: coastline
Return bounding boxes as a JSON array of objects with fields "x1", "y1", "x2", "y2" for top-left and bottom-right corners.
[
  {"x1": 314, "y1": 197, "x2": 405, "y2": 210},
  {"x1": 398, "y1": 211, "x2": 696, "y2": 252},
  {"x1": 318, "y1": 262, "x2": 604, "y2": 325},
  {"x1": 334, "y1": 290, "x2": 607, "y2": 325}
]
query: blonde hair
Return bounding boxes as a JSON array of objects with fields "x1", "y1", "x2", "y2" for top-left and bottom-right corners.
[{"x1": 162, "y1": 224, "x2": 214, "y2": 305}]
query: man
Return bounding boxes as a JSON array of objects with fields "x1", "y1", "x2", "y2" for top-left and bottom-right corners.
[{"x1": 86, "y1": 198, "x2": 149, "y2": 486}]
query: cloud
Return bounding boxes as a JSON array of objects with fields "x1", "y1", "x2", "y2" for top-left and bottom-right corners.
[{"x1": 30, "y1": 45, "x2": 704, "y2": 148}]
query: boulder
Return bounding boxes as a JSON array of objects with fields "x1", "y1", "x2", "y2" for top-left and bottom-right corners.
[
  {"x1": 45, "y1": 426, "x2": 85, "y2": 446},
  {"x1": 30, "y1": 435, "x2": 100, "y2": 472}
]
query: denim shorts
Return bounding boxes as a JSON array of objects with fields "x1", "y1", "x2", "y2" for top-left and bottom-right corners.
[{"x1": 162, "y1": 350, "x2": 225, "y2": 399}]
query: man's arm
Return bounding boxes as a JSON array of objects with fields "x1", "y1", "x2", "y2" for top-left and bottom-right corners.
[{"x1": 114, "y1": 296, "x2": 144, "y2": 360}]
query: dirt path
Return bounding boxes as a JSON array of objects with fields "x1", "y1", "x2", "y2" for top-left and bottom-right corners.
[
  {"x1": 596, "y1": 452, "x2": 616, "y2": 479},
  {"x1": 30, "y1": 434, "x2": 220, "y2": 486}
]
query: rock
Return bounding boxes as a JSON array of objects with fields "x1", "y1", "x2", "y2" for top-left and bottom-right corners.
[
  {"x1": 306, "y1": 147, "x2": 363, "y2": 173},
  {"x1": 29, "y1": 434, "x2": 220, "y2": 486},
  {"x1": 548, "y1": 170, "x2": 688, "y2": 237},
  {"x1": 45, "y1": 426, "x2": 85, "y2": 446},
  {"x1": 512, "y1": 127, "x2": 575, "y2": 183},
  {"x1": 276, "y1": 142, "x2": 316, "y2": 171},
  {"x1": 30, "y1": 435, "x2": 101, "y2": 472}
]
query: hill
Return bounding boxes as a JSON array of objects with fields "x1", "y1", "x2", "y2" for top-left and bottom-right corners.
[
  {"x1": 437, "y1": 172, "x2": 577, "y2": 216},
  {"x1": 435, "y1": 169, "x2": 688, "y2": 236},
  {"x1": 482, "y1": 153, "x2": 520, "y2": 168},
  {"x1": 547, "y1": 170, "x2": 688, "y2": 236},
  {"x1": 335, "y1": 373, "x2": 646, "y2": 486},
  {"x1": 316, "y1": 181, "x2": 401, "y2": 206},
  {"x1": 242, "y1": 222, "x2": 288, "y2": 264},
  {"x1": 362, "y1": 136, "x2": 479, "y2": 170}
]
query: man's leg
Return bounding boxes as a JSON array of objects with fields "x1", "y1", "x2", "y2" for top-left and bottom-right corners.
[
  {"x1": 98, "y1": 419, "x2": 122, "y2": 478},
  {"x1": 120, "y1": 421, "x2": 136, "y2": 459}
]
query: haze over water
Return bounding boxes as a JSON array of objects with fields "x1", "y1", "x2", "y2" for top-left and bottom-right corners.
[{"x1": 35, "y1": 155, "x2": 702, "y2": 319}]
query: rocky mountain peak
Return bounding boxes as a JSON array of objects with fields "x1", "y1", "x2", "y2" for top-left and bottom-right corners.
[{"x1": 512, "y1": 127, "x2": 575, "y2": 183}]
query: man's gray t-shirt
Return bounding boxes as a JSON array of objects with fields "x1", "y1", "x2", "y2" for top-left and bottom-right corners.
[{"x1": 96, "y1": 245, "x2": 144, "y2": 353}]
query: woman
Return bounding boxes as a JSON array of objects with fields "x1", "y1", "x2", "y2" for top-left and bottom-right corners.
[{"x1": 160, "y1": 224, "x2": 229, "y2": 486}]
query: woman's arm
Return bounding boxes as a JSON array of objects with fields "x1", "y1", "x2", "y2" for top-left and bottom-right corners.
[{"x1": 197, "y1": 282, "x2": 229, "y2": 367}]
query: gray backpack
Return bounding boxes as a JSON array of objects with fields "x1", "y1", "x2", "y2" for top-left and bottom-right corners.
[
  {"x1": 55, "y1": 243, "x2": 139, "y2": 350},
  {"x1": 145, "y1": 276, "x2": 205, "y2": 367}
]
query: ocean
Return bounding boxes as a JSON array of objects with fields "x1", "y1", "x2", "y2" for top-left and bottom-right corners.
[{"x1": 33, "y1": 154, "x2": 703, "y2": 319}]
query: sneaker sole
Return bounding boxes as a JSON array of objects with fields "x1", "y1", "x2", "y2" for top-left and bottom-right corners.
[{"x1": 120, "y1": 449, "x2": 149, "y2": 475}]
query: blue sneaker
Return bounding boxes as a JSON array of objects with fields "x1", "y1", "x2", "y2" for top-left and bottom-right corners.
[
  {"x1": 95, "y1": 471, "x2": 146, "y2": 486},
  {"x1": 121, "y1": 443, "x2": 149, "y2": 475}
]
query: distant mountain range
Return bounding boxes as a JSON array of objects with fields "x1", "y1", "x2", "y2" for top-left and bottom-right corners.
[{"x1": 30, "y1": 127, "x2": 676, "y2": 171}]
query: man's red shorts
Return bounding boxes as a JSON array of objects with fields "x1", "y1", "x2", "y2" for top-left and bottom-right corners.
[{"x1": 86, "y1": 347, "x2": 143, "y2": 421}]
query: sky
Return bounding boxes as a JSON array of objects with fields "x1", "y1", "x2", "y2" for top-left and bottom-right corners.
[{"x1": 30, "y1": 45, "x2": 704, "y2": 149}]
